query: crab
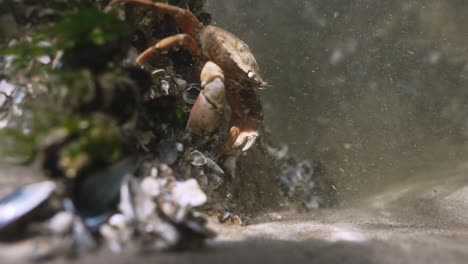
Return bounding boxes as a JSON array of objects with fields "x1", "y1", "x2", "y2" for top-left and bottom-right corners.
[{"x1": 110, "y1": 0, "x2": 266, "y2": 154}]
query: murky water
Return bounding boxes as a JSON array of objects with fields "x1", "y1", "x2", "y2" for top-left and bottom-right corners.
[
  {"x1": 206, "y1": 0, "x2": 468, "y2": 201},
  {"x1": 2, "y1": 1, "x2": 468, "y2": 262}
]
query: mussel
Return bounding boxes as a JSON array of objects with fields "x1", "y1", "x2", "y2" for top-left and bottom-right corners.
[{"x1": 0, "y1": 181, "x2": 57, "y2": 239}]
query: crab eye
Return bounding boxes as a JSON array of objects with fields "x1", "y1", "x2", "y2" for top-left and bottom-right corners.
[{"x1": 248, "y1": 70, "x2": 256, "y2": 78}]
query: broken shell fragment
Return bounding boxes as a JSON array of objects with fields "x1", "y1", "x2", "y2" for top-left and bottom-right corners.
[
  {"x1": 205, "y1": 158, "x2": 224, "y2": 175},
  {"x1": 0, "y1": 80, "x2": 15, "y2": 128},
  {"x1": 36, "y1": 55, "x2": 51, "y2": 64},
  {"x1": 230, "y1": 215, "x2": 242, "y2": 225},
  {"x1": 182, "y1": 84, "x2": 200, "y2": 105},
  {"x1": 160, "y1": 80, "x2": 170, "y2": 94},
  {"x1": 190, "y1": 150, "x2": 207, "y2": 166},
  {"x1": 108, "y1": 214, "x2": 128, "y2": 230},
  {"x1": 173, "y1": 77, "x2": 187, "y2": 90},
  {"x1": 100, "y1": 214, "x2": 132, "y2": 253},
  {"x1": 217, "y1": 211, "x2": 242, "y2": 225},
  {"x1": 218, "y1": 211, "x2": 232, "y2": 223},
  {"x1": 0, "y1": 80, "x2": 15, "y2": 96},
  {"x1": 151, "y1": 69, "x2": 166, "y2": 76}
]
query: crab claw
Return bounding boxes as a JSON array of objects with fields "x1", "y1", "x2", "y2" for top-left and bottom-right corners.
[
  {"x1": 223, "y1": 125, "x2": 258, "y2": 153},
  {"x1": 232, "y1": 129, "x2": 259, "y2": 151},
  {"x1": 187, "y1": 62, "x2": 225, "y2": 135}
]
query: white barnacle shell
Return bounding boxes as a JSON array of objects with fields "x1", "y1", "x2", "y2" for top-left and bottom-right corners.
[
  {"x1": 141, "y1": 177, "x2": 161, "y2": 198},
  {"x1": 172, "y1": 179, "x2": 207, "y2": 207}
]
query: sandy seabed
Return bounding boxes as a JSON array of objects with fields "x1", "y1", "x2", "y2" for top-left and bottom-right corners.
[{"x1": 2, "y1": 163, "x2": 468, "y2": 264}]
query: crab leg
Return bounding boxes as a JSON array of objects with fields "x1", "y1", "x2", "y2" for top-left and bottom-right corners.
[
  {"x1": 187, "y1": 61, "x2": 226, "y2": 134},
  {"x1": 110, "y1": 0, "x2": 202, "y2": 36},
  {"x1": 135, "y1": 33, "x2": 200, "y2": 65},
  {"x1": 222, "y1": 90, "x2": 243, "y2": 149}
]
